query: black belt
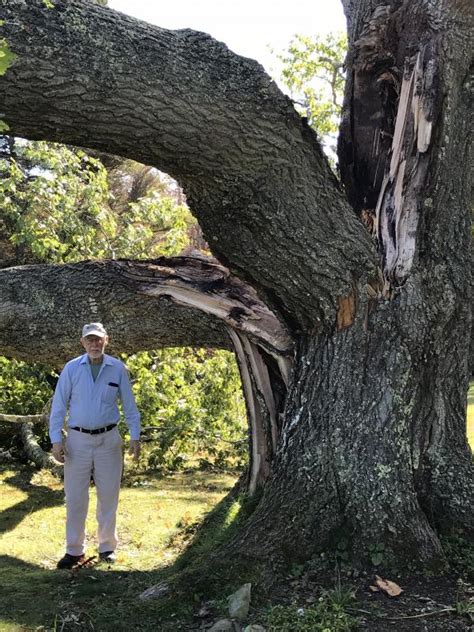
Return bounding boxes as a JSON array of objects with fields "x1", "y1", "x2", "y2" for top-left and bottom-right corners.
[{"x1": 70, "y1": 424, "x2": 117, "y2": 435}]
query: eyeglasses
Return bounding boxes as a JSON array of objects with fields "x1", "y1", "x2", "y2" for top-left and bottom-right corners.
[{"x1": 82, "y1": 336, "x2": 105, "y2": 344}]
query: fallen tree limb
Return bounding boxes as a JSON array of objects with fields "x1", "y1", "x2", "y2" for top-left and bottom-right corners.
[
  {"x1": 0, "y1": 413, "x2": 48, "y2": 424},
  {"x1": 19, "y1": 422, "x2": 63, "y2": 477}
]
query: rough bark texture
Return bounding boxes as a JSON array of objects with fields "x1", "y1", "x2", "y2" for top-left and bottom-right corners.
[
  {"x1": 0, "y1": 0, "x2": 472, "y2": 570},
  {"x1": 0, "y1": 255, "x2": 292, "y2": 364},
  {"x1": 19, "y1": 422, "x2": 63, "y2": 476},
  {"x1": 337, "y1": 0, "x2": 474, "y2": 539},
  {"x1": 0, "y1": 255, "x2": 292, "y2": 489},
  {"x1": 0, "y1": 0, "x2": 376, "y2": 332}
]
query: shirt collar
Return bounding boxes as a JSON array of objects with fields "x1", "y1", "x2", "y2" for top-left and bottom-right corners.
[{"x1": 79, "y1": 353, "x2": 113, "y2": 366}]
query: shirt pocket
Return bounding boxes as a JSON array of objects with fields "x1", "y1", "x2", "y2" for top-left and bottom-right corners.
[{"x1": 102, "y1": 382, "x2": 119, "y2": 404}]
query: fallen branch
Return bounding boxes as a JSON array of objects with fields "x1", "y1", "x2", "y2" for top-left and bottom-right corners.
[
  {"x1": 0, "y1": 412, "x2": 48, "y2": 424},
  {"x1": 348, "y1": 606, "x2": 455, "y2": 620},
  {"x1": 19, "y1": 422, "x2": 63, "y2": 477}
]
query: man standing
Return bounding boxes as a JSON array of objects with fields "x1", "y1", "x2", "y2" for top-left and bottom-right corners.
[{"x1": 49, "y1": 322, "x2": 141, "y2": 569}]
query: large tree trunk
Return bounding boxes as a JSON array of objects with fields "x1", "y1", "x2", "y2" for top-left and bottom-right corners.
[
  {"x1": 236, "y1": 0, "x2": 474, "y2": 567},
  {"x1": 0, "y1": 0, "x2": 472, "y2": 569}
]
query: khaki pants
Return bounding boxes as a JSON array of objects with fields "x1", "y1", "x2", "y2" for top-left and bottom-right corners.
[{"x1": 64, "y1": 426, "x2": 123, "y2": 556}]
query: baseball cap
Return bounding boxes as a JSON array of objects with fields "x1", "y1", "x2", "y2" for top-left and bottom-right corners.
[{"x1": 82, "y1": 322, "x2": 107, "y2": 338}]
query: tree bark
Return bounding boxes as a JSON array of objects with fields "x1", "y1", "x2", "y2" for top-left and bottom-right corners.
[
  {"x1": 0, "y1": 0, "x2": 376, "y2": 332},
  {"x1": 19, "y1": 422, "x2": 63, "y2": 476},
  {"x1": 0, "y1": 0, "x2": 472, "y2": 570},
  {"x1": 0, "y1": 413, "x2": 63, "y2": 475},
  {"x1": 0, "y1": 255, "x2": 293, "y2": 490},
  {"x1": 337, "y1": 0, "x2": 474, "y2": 540},
  {"x1": 0, "y1": 255, "x2": 292, "y2": 364}
]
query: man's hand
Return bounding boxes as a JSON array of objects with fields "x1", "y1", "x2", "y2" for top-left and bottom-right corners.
[
  {"x1": 52, "y1": 441, "x2": 67, "y2": 463},
  {"x1": 128, "y1": 439, "x2": 141, "y2": 461}
]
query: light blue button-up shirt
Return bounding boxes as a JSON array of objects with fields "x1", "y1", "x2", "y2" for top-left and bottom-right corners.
[{"x1": 49, "y1": 353, "x2": 141, "y2": 444}]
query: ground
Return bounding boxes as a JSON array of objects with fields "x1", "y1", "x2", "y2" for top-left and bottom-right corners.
[
  {"x1": 0, "y1": 463, "x2": 472, "y2": 631},
  {"x1": 0, "y1": 463, "x2": 238, "y2": 631},
  {"x1": 0, "y1": 390, "x2": 472, "y2": 631}
]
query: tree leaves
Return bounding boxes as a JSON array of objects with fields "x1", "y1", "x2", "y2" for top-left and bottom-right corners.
[
  {"x1": 0, "y1": 38, "x2": 17, "y2": 76},
  {"x1": 0, "y1": 30, "x2": 16, "y2": 133},
  {"x1": 372, "y1": 576, "x2": 403, "y2": 597},
  {"x1": 278, "y1": 32, "x2": 347, "y2": 155},
  {"x1": 126, "y1": 348, "x2": 247, "y2": 472}
]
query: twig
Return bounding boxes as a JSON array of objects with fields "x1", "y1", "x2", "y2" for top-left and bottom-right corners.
[
  {"x1": 0, "y1": 412, "x2": 48, "y2": 424},
  {"x1": 347, "y1": 606, "x2": 455, "y2": 620},
  {"x1": 386, "y1": 608, "x2": 454, "y2": 620},
  {"x1": 73, "y1": 555, "x2": 97, "y2": 570}
]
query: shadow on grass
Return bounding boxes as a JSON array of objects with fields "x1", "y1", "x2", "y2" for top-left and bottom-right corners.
[
  {"x1": 0, "y1": 469, "x2": 64, "y2": 535},
  {"x1": 0, "y1": 553, "x2": 190, "y2": 631},
  {"x1": 0, "y1": 474, "x2": 261, "y2": 632}
]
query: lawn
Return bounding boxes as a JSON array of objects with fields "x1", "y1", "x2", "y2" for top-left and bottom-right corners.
[
  {"x1": 0, "y1": 391, "x2": 473, "y2": 632},
  {"x1": 0, "y1": 463, "x2": 237, "y2": 631}
]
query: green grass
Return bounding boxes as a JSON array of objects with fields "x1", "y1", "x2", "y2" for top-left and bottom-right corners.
[
  {"x1": 0, "y1": 463, "x2": 238, "y2": 631},
  {"x1": 0, "y1": 387, "x2": 472, "y2": 632},
  {"x1": 467, "y1": 382, "x2": 474, "y2": 448},
  {"x1": 266, "y1": 599, "x2": 358, "y2": 632}
]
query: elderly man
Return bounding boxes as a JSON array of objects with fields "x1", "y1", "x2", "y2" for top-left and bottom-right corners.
[{"x1": 49, "y1": 322, "x2": 141, "y2": 569}]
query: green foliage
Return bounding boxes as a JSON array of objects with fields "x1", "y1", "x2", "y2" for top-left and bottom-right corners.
[
  {"x1": 442, "y1": 534, "x2": 474, "y2": 581},
  {"x1": 0, "y1": 38, "x2": 17, "y2": 76},
  {"x1": 278, "y1": 32, "x2": 347, "y2": 151},
  {"x1": 368, "y1": 542, "x2": 385, "y2": 566},
  {"x1": 0, "y1": 140, "x2": 195, "y2": 264},
  {"x1": 0, "y1": 138, "x2": 244, "y2": 473},
  {"x1": 0, "y1": 142, "x2": 112, "y2": 263},
  {"x1": 0, "y1": 33, "x2": 12, "y2": 130},
  {"x1": 455, "y1": 597, "x2": 474, "y2": 622},
  {"x1": 126, "y1": 348, "x2": 247, "y2": 472},
  {"x1": 111, "y1": 193, "x2": 194, "y2": 259},
  {"x1": 0, "y1": 357, "x2": 54, "y2": 415},
  {"x1": 265, "y1": 592, "x2": 358, "y2": 632}
]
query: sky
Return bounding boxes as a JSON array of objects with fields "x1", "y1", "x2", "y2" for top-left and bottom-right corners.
[{"x1": 108, "y1": 0, "x2": 346, "y2": 77}]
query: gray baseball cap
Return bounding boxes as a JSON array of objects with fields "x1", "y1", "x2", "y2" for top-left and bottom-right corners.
[{"x1": 82, "y1": 322, "x2": 107, "y2": 338}]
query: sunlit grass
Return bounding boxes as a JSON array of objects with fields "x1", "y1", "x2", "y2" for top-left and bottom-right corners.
[{"x1": 0, "y1": 463, "x2": 237, "y2": 631}]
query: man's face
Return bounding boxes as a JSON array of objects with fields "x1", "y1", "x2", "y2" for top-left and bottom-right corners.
[{"x1": 80, "y1": 334, "x2": 108, "y2": 360}]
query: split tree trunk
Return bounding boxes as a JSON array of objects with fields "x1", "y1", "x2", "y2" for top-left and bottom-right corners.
[
  {"x1": 0, "y1": 0, "x2": 472, "y2": 569},
  {"x1": 232, "y1": 0, "x2": 473, "y2": 567}
]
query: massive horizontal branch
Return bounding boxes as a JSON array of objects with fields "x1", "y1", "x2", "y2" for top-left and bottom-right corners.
[
  {"x1": 0, "y1": 0, "x2": 377, "y2": 331},
  {"x1": 0, "y1": 255, "x2": 293, "y2": 365}
]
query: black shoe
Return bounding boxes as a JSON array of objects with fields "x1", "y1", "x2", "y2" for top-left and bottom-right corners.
[
  {"x1": 56, "y1": 553, "x2": 85, "y2": 569},
  {"x1": 99, "y1": 550, "x2": 116, "y2": 564}
]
